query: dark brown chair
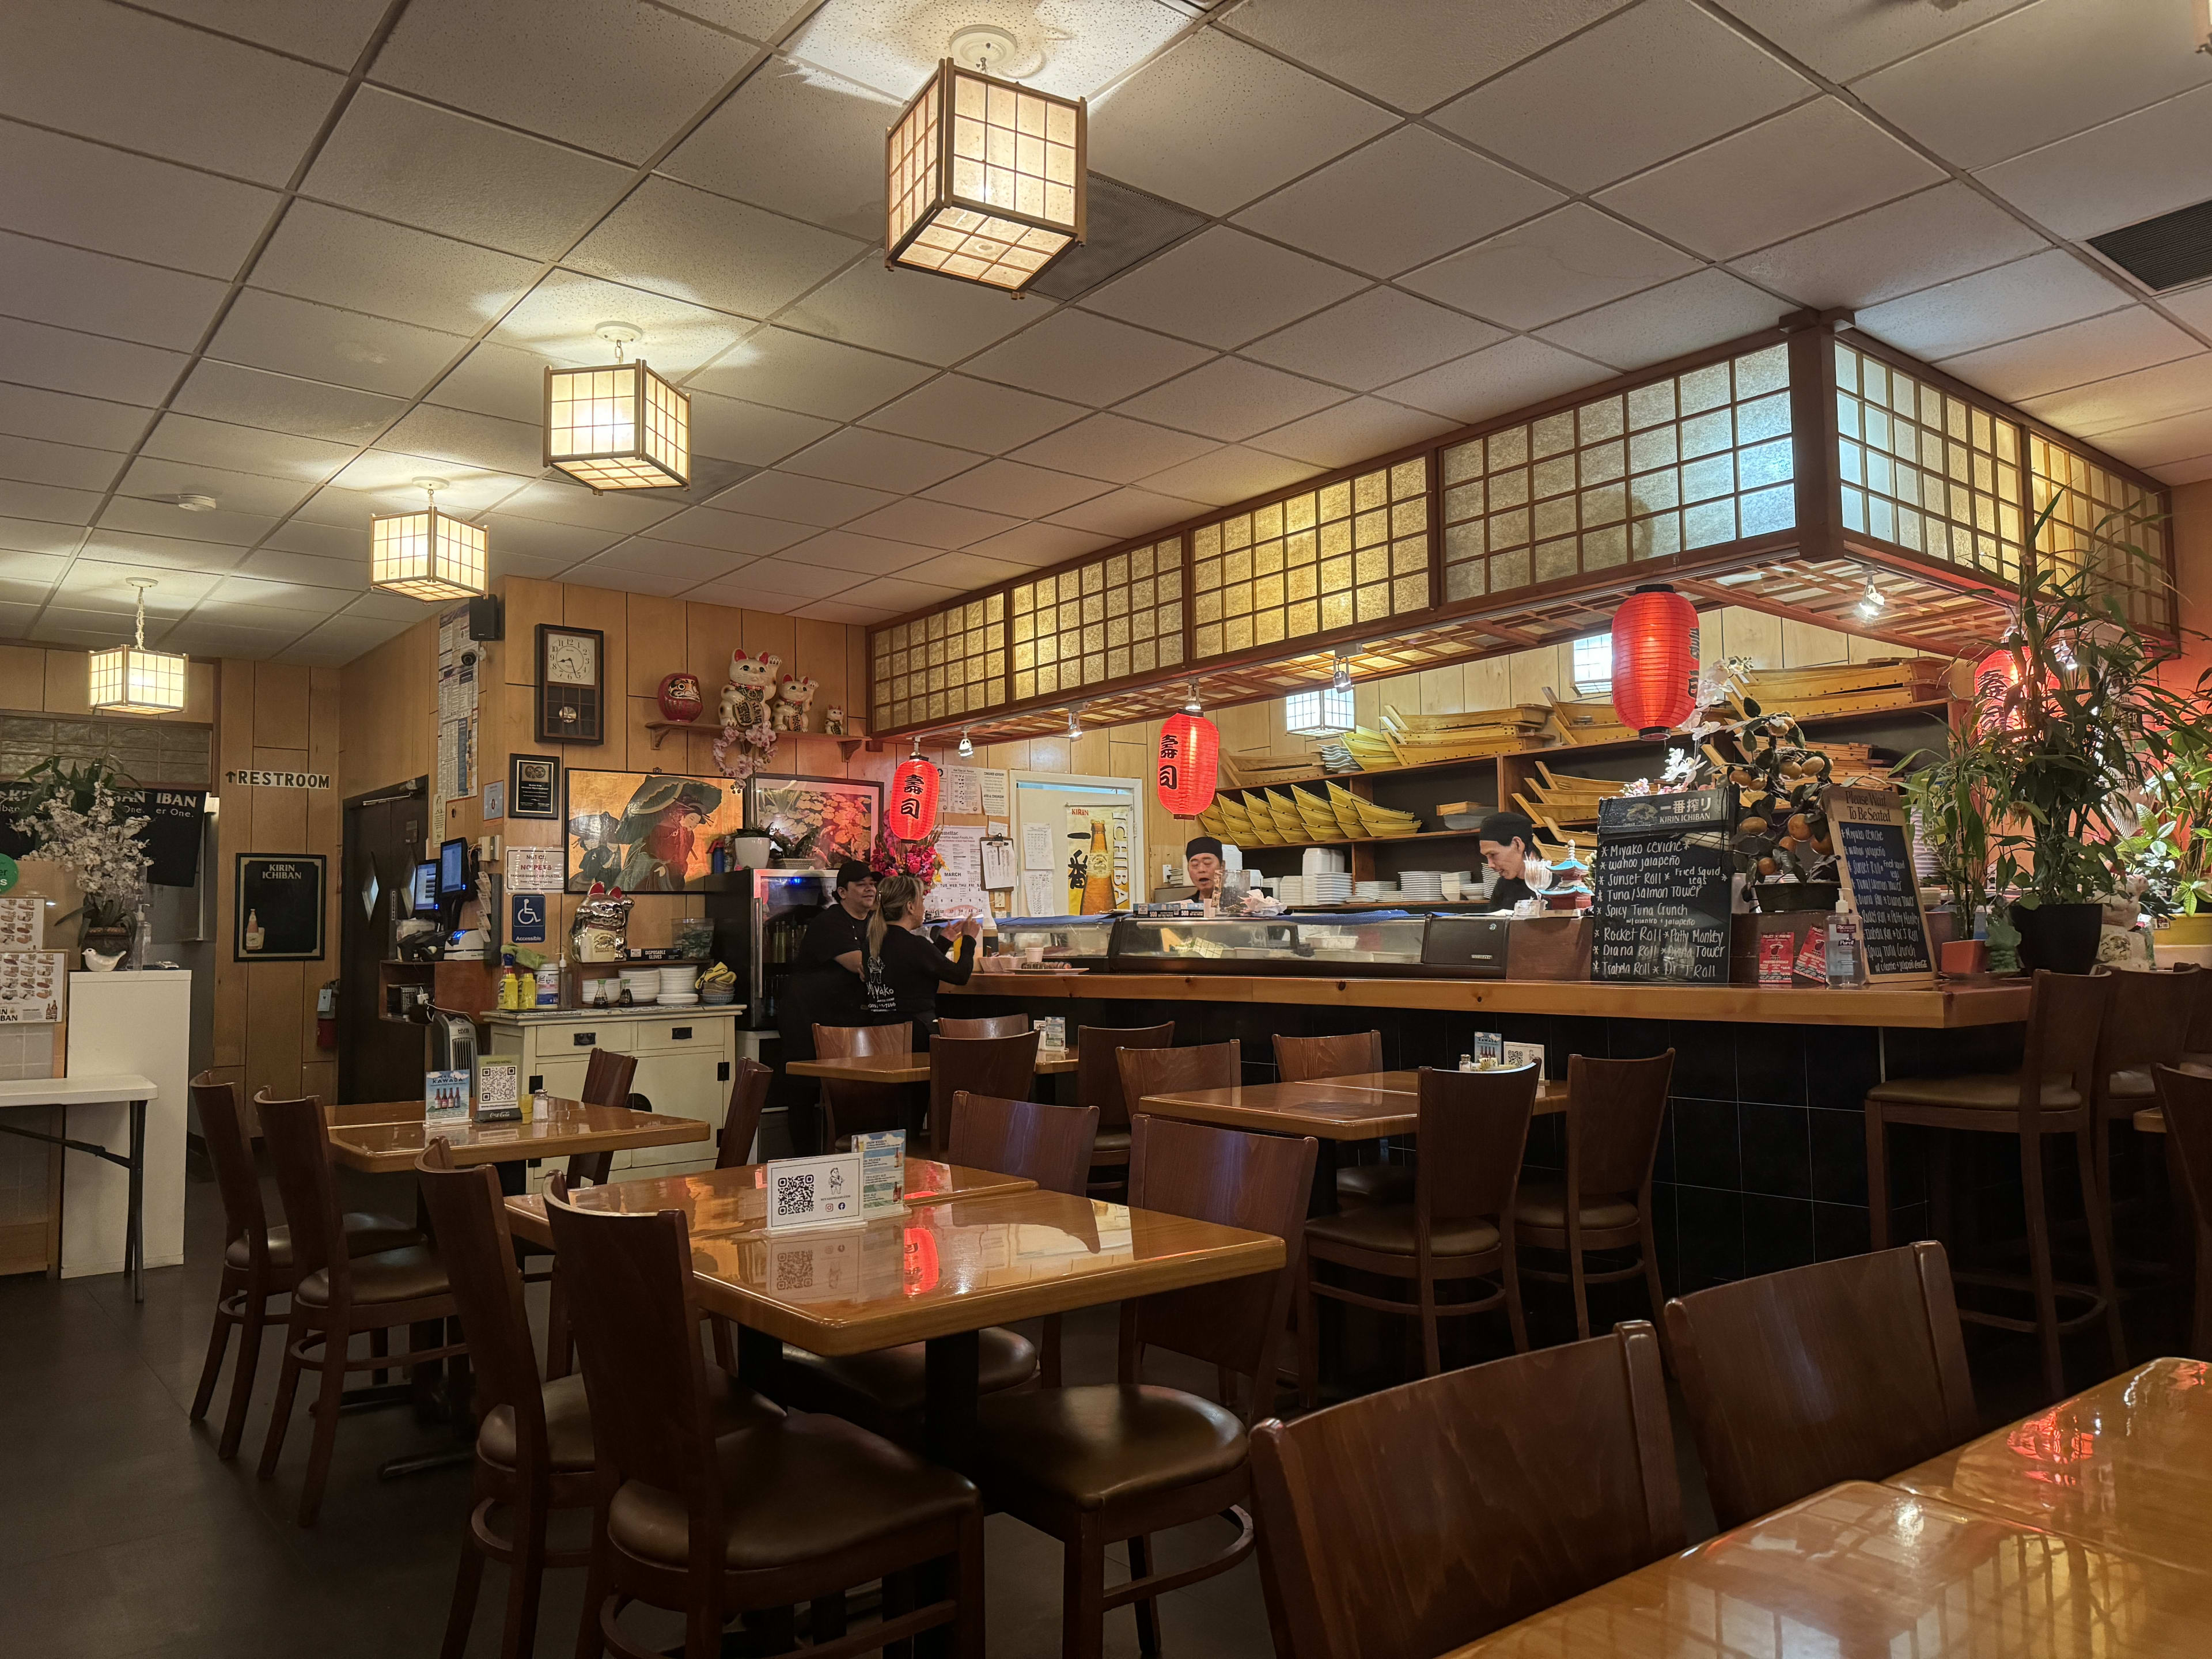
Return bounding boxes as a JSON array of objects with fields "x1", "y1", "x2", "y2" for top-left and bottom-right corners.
[
  {"x1": 946, "y1": 1093, "x2": 1100, "y2": 1197},
  {"x1": 2090, "y1": 964, "x2": 2200, "y2": 1209},
  {"x1": 1299, "y1": 1066, "x2": 1537, "y2": 1402},
  {"x1": 716, "y1": 1057, "x2": 774, "y2": 1169},
  {"x1": 544, "y1": 1184, "x2": 984, "y2": 1659},
  {"x1": 1865, "y1": 968, "x2": 2125, "y2": 1399},
  {"x1": 1662, "y1": 1241, "x2": 1979, "y2": 1531},
  {"x1": 1274, "y1": 1031, "x2": 1406, "y2": 1209},
  {"x1": 1111, "y1": 1040, "x2": 1241, "y2": 1203},
  {"x1": 537, "y1": 1047, "x2": 641, "y2": 1379},
  {"x1": 974, "y1": 1114, "x2": 1317, "y2": 1659},
  {"x1": 2153, "y1": 1066, "x2": 2212, "y2": 1357},
  {"x1": 1513, "y1": 1052, "x2": 1674, "y2": 1339},
  {"x1": 940, "y1": 1013, "x2": 1031, "y2": 1039},
  {"x1": 1251, "y1": 1323, "x2": 1681, "y2": 1659},
  {"x1": 255, "y1": 1091, "x2": 467, "y2": 1525},
  {"x1": 1076, "y1": 1021, "x2": 1176, "y2": 1193},
  {"x1": 926, "y1": 1029, "x2": 1039, "y2": 1156},
  {"x1": 187, "y1": 1073, "x2": 416, "y2": 1460},
  {"x1": 814, "y1": 1020, "x2": 914, "y2": 1147}
]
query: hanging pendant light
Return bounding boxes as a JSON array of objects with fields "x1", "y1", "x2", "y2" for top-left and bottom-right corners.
[
  {"x1": 544, "y1": 323, "x2": 689, "y2": 491},
  {"x1": 370, "y1": 478, "x2": 487, "y2": 602},
  {"x1": 1610, "y1": 584, "x2": 1700, "y2": 739},
  {"x1": 886, "y1": 35, "x2": 1086, "y2": 295},
  {"x1": 891, "y1": 741, "x2": 942, "y2": 840},
  {"x1": 1156, "y1": 685, "x2": 1220, "y2": 820},
  {"x1": 89, "y1": 578, "x2": 187, "y2": 715}
]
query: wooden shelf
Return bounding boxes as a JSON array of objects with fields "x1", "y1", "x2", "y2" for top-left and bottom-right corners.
[{"x1": 646, "y1": 721, "x2": 876, "y2": 762}]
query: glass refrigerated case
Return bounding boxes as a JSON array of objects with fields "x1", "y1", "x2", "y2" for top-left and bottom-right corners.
[
  {"x1": 1108, "y1": 912, "x2": 1430, "y2": 974},
  {"x1": 705, "y1": 868, "x2": 837, "y2": 1031},
  {"x1": 991, "y1": 914, "x2": 1118, "y2": 969}
]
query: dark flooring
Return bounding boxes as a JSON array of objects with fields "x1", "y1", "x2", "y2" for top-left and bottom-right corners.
[{"x1": 0, "y1": 1147, "x2": 2188, "y2": 1658}]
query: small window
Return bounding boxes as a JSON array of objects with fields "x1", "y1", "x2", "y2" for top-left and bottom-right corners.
[{"x1": 1571, "y1": 632, "x2": 1612, "y2": 697}]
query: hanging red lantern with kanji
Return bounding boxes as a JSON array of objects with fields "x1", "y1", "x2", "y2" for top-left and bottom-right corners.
[
  {"x1": 1974, "y1": 644, "x2": 2054, "y2": 736},
  {"x1": 889, "y1": 752, "x2": 940, "y2": 840},
  {"x1": 1611, "y1": 584, "x2": 1700, "y2": 738},
  {"x1": 1155, "y1": 710, "x2": 1219, "y2": 818}
]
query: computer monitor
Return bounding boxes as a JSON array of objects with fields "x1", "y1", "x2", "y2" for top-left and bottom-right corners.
[
  {"x1": 408, "y1": 859, "x2": 439, "y2": 915},
  {"x1": 438, "y1": 837, "x2": 469, "y2": 899}
]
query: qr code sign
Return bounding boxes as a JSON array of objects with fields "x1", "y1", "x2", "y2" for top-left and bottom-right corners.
[
  {"x1": 775, "y1": 1249, "x2": 815, "y2": 1291},
  {"x1": 774, "y1": 1172, "x2": 815, "y2": 1219}
]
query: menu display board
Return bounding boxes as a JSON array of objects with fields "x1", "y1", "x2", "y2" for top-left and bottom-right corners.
[
  {"x1": 1592, "y1": 787, "x2": 1734, "y2": 984},
  {"x1": 1826, "y1": 785, "x2": 1936, "y2": 986},
  {"x1": 234, "y1": 854, "x2": 326, "y2": 961}
]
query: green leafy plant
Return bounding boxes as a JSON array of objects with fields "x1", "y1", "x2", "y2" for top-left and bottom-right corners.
[
  {"x1": 16, "y1": 755, "x2": 132, "y2": 823},
  {"x1": 1902, "y1": 740, "x2": 2008, "y2": 936},
  {"x1": 2116, "y1": 737, "x2": 2212, "y2": 922}
]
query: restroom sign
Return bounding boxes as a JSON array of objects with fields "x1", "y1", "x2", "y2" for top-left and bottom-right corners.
[{"x1": 224, "y1": 769, "x2": 331, "y2": 790}]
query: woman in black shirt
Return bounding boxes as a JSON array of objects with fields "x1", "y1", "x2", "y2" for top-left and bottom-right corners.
[{"x1": 838, "y1": 873, "x2": 979, "y2": 1035}]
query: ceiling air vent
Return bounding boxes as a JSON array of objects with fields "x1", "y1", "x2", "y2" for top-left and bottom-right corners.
[{"x1": 2088, "y1": 196, "x2": 2212, "y2": 292}]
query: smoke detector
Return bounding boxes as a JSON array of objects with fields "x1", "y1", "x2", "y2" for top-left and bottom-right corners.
[
  {"x1": 949, "y1": 25, "x2": 1021, "y2": 73},
  {"x1": 169, "y1": 493, "x2": 218, "y2": 512}
]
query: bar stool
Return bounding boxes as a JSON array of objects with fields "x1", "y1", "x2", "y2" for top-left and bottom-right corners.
[
  {"x1": 1863, "y1": 968, "x2": 2125, "y2": 1399},
  {"x1": 1512, "y1": 1051, "x2": 1673, "y2": 1339},
  {"x1": 1273, "y1": 1031, "x2": 1408, "y2": 1210},
  {"x1": 1075, "y1": 1021, "x2": 1175, "y2": 1195},
  {"x1": 925, "y1": 1029, "x2": 1037, "y2": 1154},
  {"x1": 2090, "y1": 964, "x2": 2200, "y2": 1213},
  {"x1": 813, "y1": 1020, "x2": 913, "y2": 1147}
]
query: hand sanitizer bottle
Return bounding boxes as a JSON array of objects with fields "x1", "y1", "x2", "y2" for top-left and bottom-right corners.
[{"x1": 1828, "y1": 899, "x2": 1864, "y2": 988}]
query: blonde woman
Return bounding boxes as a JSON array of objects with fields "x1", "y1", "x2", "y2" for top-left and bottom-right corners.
[{"x1": 835, "y1": 873, "x2": 980, "y2": 1035}]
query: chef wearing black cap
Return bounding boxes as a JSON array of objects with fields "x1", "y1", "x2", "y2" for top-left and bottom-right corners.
[
  {"x1": 777, "y1": 860, "x2": 879, "y2": 1149},
  {"x1": 1475, "y1": 811, "x2": 1553, "y2": 911},
  {"x1": 1184, "y1": 835, "x2": 1228, "y2": 903}
]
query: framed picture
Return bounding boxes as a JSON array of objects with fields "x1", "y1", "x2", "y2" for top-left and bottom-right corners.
[
  {"x1": 509, "y1": 753, "x2": 559, "y2": 819},
  {"x1": 535, "y1": 623, "x2": 604, "y2": 744},
  {"x1": 234, "y1": 854, "x2": 325, "y2": 961},
  {"x1": 745, "y1": 774, "x2": 881, "y2": 871},
  {"x1": 563, "y1": 769, "x2": 749, "y2": 893}
]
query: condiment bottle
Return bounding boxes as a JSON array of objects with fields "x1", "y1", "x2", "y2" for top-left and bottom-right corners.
[{"x1": 1828, "y1": 899, "x2": 1865, "y2": 988}]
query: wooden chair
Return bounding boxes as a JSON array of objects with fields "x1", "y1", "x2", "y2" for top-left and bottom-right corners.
[
  {"x1": 254, "y1": 1090, "x2": 467, "y2": 1525},
  {"x1": 1512, "y1": 1051, "x2": 1673, "y2": 1339},
  {"x1": 1299, "y1": 1066, "x2": 1537, "y2": 1403},
  {"x1": 1274, "y1": 1031, "x2": 1406, "y2": 1209},
  {"x1": 1250, "y1": 1323, "x2": 1681, "y2": 1659},
  {"x1": 2090, "y1": 964, "x2": 2199, "y2": 1211},
  {"x1": 1662, "y1": 1241, "x2": 1979, "y2": 1530},
  {"x1": 940, "y1": 1014, "x2": 1031, "y2": 1039},
  {"x1": 946, "y1": 1093, "x2": 1100, "y2": 1197},
  {"x1": 1111, "y1": 1040, "x2": 1240, "y2": 1205},
  {"x1": 537, "y1": 1047, "x2": 641, "y2": 1380},
  {"x1": 2153, "y1": 1066, "x2": 2212, "y2": 1358},
  {"x1": 1075, "y1": 1021, "x2": 1176, "y2": 1194},
  {"x1": 975, "y1": 1114, "x2": 1317, "y2": 1659},
  {"x1": 813, "y1": 1020, "x2": 914, "y2": 1147},
  {"x1": 187, "y1": 1073, "x2": 417, "y2": 1460},
  {"x1": 926, "y1": 1029, "x2": 1039, "y2": 1156},
  {"x1": 544, "y1": 1184, "x2": 984, "y2": 1659},
  {"x1": 1865, "y1": 968, "x2": 2125, "y2": 1399}
]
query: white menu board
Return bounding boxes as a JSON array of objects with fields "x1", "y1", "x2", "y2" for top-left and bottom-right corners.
[{"x1": 0, "y1": 896, "x2": 44, "y2": 949}]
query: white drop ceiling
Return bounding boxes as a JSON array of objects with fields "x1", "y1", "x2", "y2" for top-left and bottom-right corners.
[{"x1": 1, "y1": 0, "x2": 2208, "y2": 668}]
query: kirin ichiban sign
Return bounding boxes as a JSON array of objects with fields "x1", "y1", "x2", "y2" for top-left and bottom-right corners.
[{"x1": 223, "y1": 768, "x2": 332, "y2": 791}]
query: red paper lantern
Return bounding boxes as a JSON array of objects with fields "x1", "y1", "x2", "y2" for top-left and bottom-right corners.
[
  {"x1": 889, "y1": 755, "x2": 940, "y2": 840},
  {"x1": 1611, "y1": 584, "x2": 1700, "y2": 738},
  {"x1": 1974, "y1": 646, "x2": 2055, "y2": 736},
  {"x1": 1155, "y1": 711, "x2": 1220, "y2": 818}
]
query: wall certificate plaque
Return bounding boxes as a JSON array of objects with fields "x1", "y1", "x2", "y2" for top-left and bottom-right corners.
[
  {"x1": 234, "y1": 854, "x2": 326, "y2": 961},
  {"x1": 509, "y1": 754, "x2": 559, "y2": 819},
  {"x1": 1825, "y1": 784, "x2": 1936, "y2": 986}
]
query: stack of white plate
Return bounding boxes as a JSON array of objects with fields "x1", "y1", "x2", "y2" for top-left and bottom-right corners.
[
  {"x1": 1355, "y1": 880, "x2": 1399, "y2": 900},
  {"x1": 618, "y1": 967, "x2": 660, "y2": 1005},
  {"x1": 1399, "y1": 870, "x2": 1445, "y2": 901},
  {"x1": 1305, "y1": 872, "x2": 1351, "y2": 903},
  {"x1": 1276, "y1": 876, "x2": 1305, "y2": 906},
  {"x1": 658, "y1": 964, "x2": 698, "y2": 1006},
  {"x1": 1301, "y1": 846, "x2": 1348, "y2": 876}
]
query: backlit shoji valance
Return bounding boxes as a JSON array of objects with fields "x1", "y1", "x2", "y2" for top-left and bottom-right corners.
[
  {"x1": 1012, "y1": 538, "x2": 1182, "y2": 702},
  {"x1": 872, "y1": 593, "x2": 1005, "y2": 733},
  {"x1": 2030, "y1": 431, "x2": 2172, "y2": 631}
]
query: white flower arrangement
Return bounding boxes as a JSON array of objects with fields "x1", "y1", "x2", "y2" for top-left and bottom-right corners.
[{"x1": 15, "y1": 781, "x2": 151, "y2": 929}]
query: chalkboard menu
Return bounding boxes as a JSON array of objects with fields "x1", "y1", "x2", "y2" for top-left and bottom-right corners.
[
  {"x1": 234, "y1": 854, "x2": 325, "y2": 961},
  {"x1": 1826, "y1": 785, "x2": 1935, "y2": 986},
  {"x1": 1592, "y1": 786, "x2": 1734, "y2": 984},
  {"x1": 0, "y1": 784, "x2": 207, "y2": 887}
]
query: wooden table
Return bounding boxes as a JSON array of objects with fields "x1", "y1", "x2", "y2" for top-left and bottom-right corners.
[
  {"x1": 1137, "y1": 1071, "x2": 1566, "y2": 1140},
  {"x1": 323, "y1": 1096, "x2": 709, "y2": 1176},
  {"x1": 786, "y1": 1047, "x2": 1080, "y2": 1085},
  {"x1": 505, "y1": 1158, "x2": 1037, "y2": 1241},
  {"x1": 1453, "y1": 1478, "x2": 2212, "y2": 1656}
]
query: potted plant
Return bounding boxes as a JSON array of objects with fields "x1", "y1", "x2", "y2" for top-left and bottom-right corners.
[
  {"x1": 2117, "y1": 734, "x2": 2212, "y2": 963},
  {"x1": 1902, "y1": 740, "x2": 2006, "y2": 974},
  {"x1": 12, "y1": 764, "x2": 151, "y2": 959}
]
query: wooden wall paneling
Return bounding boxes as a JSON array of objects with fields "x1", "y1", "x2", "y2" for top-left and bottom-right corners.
[
  {"x1": 503, "y1": 578, "x2": 563, "y2": 683},
  {"x1": 796, "y1": 618, "x2": 848, "y2": 721},
  {"x1": 250, "y1": 751, "x2": 310, "y2": 850},
  {"x1": 1353, "y1": 679, "x2": 1381, "y2": 732},
  {"x1": 0, "y1": 646, "x2": 46, "y2": 711},
  {"x1": 685, "y1": 601, "x2": 744, "y2": 714},
  {"x1": 626, "y1": 595, "x2": 685, "y2": 698},
  {"x1": 253, "y1": 662, "x2": 310, "y2": 749},
  {"x1": 743, "y1": 610, "x2": 796, "y2": 676},
  {"x1": 170, "y1": 660, "x2": 217, "y2": 726},
  {"x1": 1508, "y1": 644, "x2": 1566, "y2": 707},
  {"x1": 1069, "y1": 728, "x2": 1109, "y2": 775},
  {"x1": 1782, "y1": 619, "x2": 1850, "y2": 666},
  {"x1": 301, "y1": 1058, "x2": 336, "y2": 1103},
  {"x1": 41, "y1": 650, "x2": 89, "y2": 718},
  {"x1": 243, "y1": 959, "x2": 305, "y2": 1105},
  {"x1": 566, "y1": 586, "x2": 625, "y2": 759},
  {"x1": 1721, "y1": 607, "x2": 1783, "y2": 669},
  {"x1": 213, "y1": 659, "x2": 255, "y2": 1071},
  {"x1": 1465, "y1": 654, "x2": 1511, "y2": 709},
  {"x1": 846, "y1": 628, "x2": 870, "y2": 732},
  {"x1": 1027, "y1": 736, "x2": 1069, "y2": 773},
  {"x1": 1419, "y1": 663, "x2": 1467, "y2": 717},
  {"x1": 338, "y1": 622, "x2": 435, "y2": 798},
  {"x1": 308, "y1": 670, "x2": 342, "y2": 1057}
]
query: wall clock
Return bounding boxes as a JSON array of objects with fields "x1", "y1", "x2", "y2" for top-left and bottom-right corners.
[{"x1": 536, "y1": 623, "x2": 604, "y2": 744}]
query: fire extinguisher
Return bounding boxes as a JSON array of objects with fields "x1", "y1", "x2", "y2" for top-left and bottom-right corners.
[{"x1": 316, "y1": 980, "x2": 339, "y2": 1050}]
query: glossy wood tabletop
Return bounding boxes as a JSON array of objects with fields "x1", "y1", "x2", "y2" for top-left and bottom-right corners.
[
  {"x1": 1888, "y1": 1357, "x2": 2212, "y2": 1574},
  {"x1": 323, "y1": 1096, "x2": 709, "y2": 1173},
  {"x1": 786, "y1": 1047, "x2": 1080, "y2": 1083},
  {"x1": 509, "y1": 1180, "x2": 1281, "y2": 1354},
  {"x1": 1455, "y1": 1479, "x2": 2212, "y2": 1657},
  {"x1": 1137, "y1": 1072, "x2": 1565, "y2": 1139}
]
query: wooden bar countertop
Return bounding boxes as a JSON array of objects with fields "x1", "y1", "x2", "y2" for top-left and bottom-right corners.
[{"x1": 952, "y1": 974, "x2": 2029, "y2": 1029}]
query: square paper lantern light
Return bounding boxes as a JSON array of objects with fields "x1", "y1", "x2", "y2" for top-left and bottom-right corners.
[
  {"x1": 1285, "y1": 685, "x2": 1354, "y2": 738},
  {"x1": 89, "y1": 579, "x2": 187, "y2": 715},
  {"x1": 370, "y1": 499, "x2": 488, "y2": 602},
  {"x1": 887, "y1": 60, "x2": 1085, "y2": 293},
  {"x1": 544, "y1": 359, "x2": 690, "y2": 490}
]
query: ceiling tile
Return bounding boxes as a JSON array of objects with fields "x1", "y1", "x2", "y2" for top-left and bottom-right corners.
[
  {"x1": 567, "y1": 176, "x2": 862, "y2": 321},
  {"x1": 376, "y1": 0, "x2": 763, "y2": 162},
  {"x1": 0, "y1": 313, "x2": 186, "y2": 407},
  {"x1": 784, "y1": 0, "x2": 1185, "y2": 104},
  {"x1": 645, "y1": 505, "x2": 813, "y2": 556},
  {"x1": 1707, "y1": 0, "x2": 2025, "y2": 84},
  {"x1": 715, "y1": 559, "x2": 858, "y2": 600},
  {"x1": 2082, "y1": 405, "x2": 2212, "y2": 470},
  {"x1": 0, "y1": 478, "x2": 101, "y2": 527},
  {"x1": 162, "y1": 618, "x2": 317, "y2": 654},
  {"x1": 778, "y1": 529, "x2": 936, "y2": 576},
  {"x1": 712, "y1": 469, "x2": 899, "y2": 527},
  {"x1": 1979, "y1": 82, "x2": 2212, "y2": 243},
  {"x1": 1399, "y1": 203, "x2": 1700, "y2": 330},
  {"x1": 1850, "y1": 249, "x2": 2133, "y2": 361},
  {"x1": 685, "y1": 573, "x2": 797, "y2": 608},
  {"x1": 660, "y1": 54, "x2": 898, "y2": 241},
  {"x1": 1434, "y1": 0, "x2": 1810, "y2": 192},
  {"x1": 1010, "y1": 412, "x2": 1219, "y2": 485},
  {"x1": 889, "y1": 550, "x2": 1039, "y2": 590},
  {"x1": 1, "y1": 0, "x2": 341, "y2": 185},
  {"x1": 962, "y1": 310, "x2": 1213, "y2": 407},
  {"x1": 2014, "y1": 353, "x2": 2212, "y2": 440},
  {"x1": 318, "y1": 454, "x2": 533, "y2": 516},
  {"x1": 421, "y1": 339, "x2": 549, "y2": 425},
  {"x1": 1596, "y1": 97, "x2": 1945, "y2": 262},
  {"x1": 1081, "y1": 228, "x2": 1366, "y2": 351},
  {"x1": 495, "y1": 476, "x2": 681, "y2": 533},
  {"x1": 79, "y1": 526, "x2": 248, "y2": 572},
  {"x1": 171, "y1": 360, "x2": 406, "y2": 445},
  {"x1": 234, "y1": 547, "x2": 373, "y2": 590},
  {"x1": 1025, "y1": 176, "x2": 1211, "y2": 305},
  {"x1": 466, "y1": 513, "x2": 627, "y2": 565},
  {"x1": 58, "y1": 563, "x2": 219, "y2": 613},
  {"x1": 548, "y1": 559, "x2": 694, "y2": 599},
  {"x1": 1938, "y1": 310, "x2": 2204, "y2": 405},
  {"x1": 834, "y1": 575, "x2": 964, "y2": 612},
  {"x1": 1045, "y1": 487, "x2": 1208, "y2": 539},
  {"x1": 839, "y1": 496, "x2": 1021, "y2": 550},
  {"x1": 572, "y1": 537, "x2": 746, "y2": 582},
  {"x1": 2164, "y1": 282, "x2": 2212, "y2": 335},
  {"x1": 1727, "y1": 182, "x2": 2050, "y2": 310},
  {"x1": 922, "y1": 459, "x2": 1109, "y2": 518},
  {"x1": 0, "y1": 433, "x2": 122, "y2": 494},
  {"x1": 260, "y1": 516, "x2": 361, "y2": 558},
  {"x1": 303, "y1": 86, "x2": 633, "y2": 260},
  {"x1": 961, "y1": 521, "x2": 1115, "y2": 567},
  {"x1": 0, "y1": 121, "x2": 275, "y2": 278},
  {"x1": 1241, "y1": 288, "x2": 1505, "y2": 392},
  {"x1": 687, "y1": 326, "x2": 934, "y2": 421},
  {"x1": 199, "y1": 574, "x2": 357, "y2": 616},
  {"x1": 777, "y1": 258, "x2": 1054, "y2": 366},
  {"x1": 377, "y1": 403, "x2": 545, "y2": 476},
  {"x1": 1084, "y1": 28, "x2": 1397, "y2": 216},
  {"x1": 1379, "y1": 335, "x2": 1606, "y2": 422},
  {"x1": 1138, "y1": 446, "x2": 1316, "y2": 507},
  {"x1": 862, "y1": 376, "x2": 1087, "y2": 454},
  {"x1": 99, "y1": 497, "x2": 275, "y2": 548},
  {"x1": 1233, "y1": 126, "x2": 1562, "y2": 279},
  {"x1": 0, "y1": 230, "x2": 227, "y2": 352},
  {"x1": 141, "y1": 411, "x2": 359, "y2": 486},
  {"x1": 255, "y1": 200, "x2": 540, "y2": 334},
  {"x1": 0, "y1": 533, "x2": 74, "y2": 569},
  {"x1": 1851, "y1": 0, "x2": 2212, "y2": 173},
  {"x1": 1246, "y1": 396, "x2": 1456, "y2": 469},
  {"x1": 1222, "y1": 0, "x2": 1634, "y2": 114},
  {"x1": 2150, "y1": 451, "x2": 2212, "y2": 485},
  {"x1": 133, "y1": 0, "x2": 393, "y2": 70},
  {"x1": 1535, "y1": 268, "x2": 1784, "y2": 370},
  {"x1": 211, "y1": 290, "x2": 468, "y2": 399},
  {"x1": 494, "y1": 270, "x2": 753, "y2": 375},
  {"x1": 787, "y1": 598, "x2": 896, "y2": 623},
  {"x1": 0, "y1": 384, "x2": 153, "y2": 453},
  {"x1": 782, "y1": 427, "x2": 984, "y2": 494},
  {"x1": 118, "y1": 456, "x2": 313, "y2": 518},
  {"x1": 684, "y1": 389, "x2": 835, "y2": 466},
  {"x1": 1113, "y1": 358, "x2": 1347, "y2": 442}
]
